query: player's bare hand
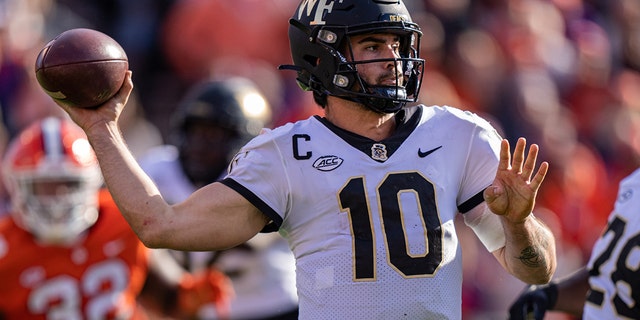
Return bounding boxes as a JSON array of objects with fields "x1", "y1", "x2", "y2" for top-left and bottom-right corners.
[
  {"x1": 55, "y1": 70, "x2": 133, "y2": 134},
  {"x1": 483, "y1": 137, "x2": 548, "y2": 223}
]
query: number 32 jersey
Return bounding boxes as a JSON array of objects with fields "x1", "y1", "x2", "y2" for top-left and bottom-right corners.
[
  {"x1": 222, "y1": 105, "x2": 504, "y2": 319},
  {"x1": 0, "y1": 190, "x2": 149, "y2": 319},
  {"x1": 584, "y1": 168, "x2": 640, "y2": 319}
]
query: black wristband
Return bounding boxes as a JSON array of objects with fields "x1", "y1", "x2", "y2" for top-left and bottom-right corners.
[{"x1": 542, "y1": 282, "x2": 559, "y2": 309}]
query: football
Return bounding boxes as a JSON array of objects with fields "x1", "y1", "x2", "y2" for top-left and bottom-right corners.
[{"x1": 35, "y1": 28, "x2": 128, "y2": 108}]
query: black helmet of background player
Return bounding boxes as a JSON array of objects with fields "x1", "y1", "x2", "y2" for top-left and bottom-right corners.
[
  {"x1": 280, "y1": 0, "x2": 424, "y2": 114},
  {"x1": 171, "y1": 77, "x2": 271, "y2": 188}
]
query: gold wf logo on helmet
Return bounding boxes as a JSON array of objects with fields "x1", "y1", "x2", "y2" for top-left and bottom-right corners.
[
  {"x1": 298, "y1": 0, "x2": 338, "y2": 25},
  {"x1": 388, "y1": 14, "x2": 408, "y2": 22}
]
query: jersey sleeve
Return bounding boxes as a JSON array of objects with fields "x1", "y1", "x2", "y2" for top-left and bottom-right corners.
[
  {"x1": 453, "y1": 109, "x2": 505, "y2": 251},
  {"x1": 457, "y1": 109, "x2": 502, "y2": 209},
  {"x1": 220, "y1": 129, "x2": 290, "y2": 229}
]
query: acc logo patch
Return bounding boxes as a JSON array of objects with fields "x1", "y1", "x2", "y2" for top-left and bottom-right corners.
[{"x1": 313, "y1": 155, "x2": 343, "y2": 171}]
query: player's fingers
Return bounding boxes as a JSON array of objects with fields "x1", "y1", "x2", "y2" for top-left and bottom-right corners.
[
  {"x1": 107, "y1": 70, "x2": 133, "y2": 107},
  {"x1": 532, "y1": 304, "x2": 546, "y2": 320},
  {"x1": 521, "y1": 143, "x2": 539, "y2": 181},
  {"x1": 530, "y1": 161, "x2": 549, "y2": 191},
  {"x1": 53, "y1": 98, "x2": 72, "y2": 113},
  {"x1": 512, "y1": 137, "x2": 526, "y2": 173},
  {"x1": 120, "y1": 71, "x2": 134, "y2": 97},
  {"x1": 498, "y1": 139, "x2": 511, "y2": 171},
  {"x1": 508, "y1": 304, "x2": 527, "y2": 320}
]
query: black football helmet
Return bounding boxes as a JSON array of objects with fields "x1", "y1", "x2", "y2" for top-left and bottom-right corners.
[
  {"x1": 171, "y1": 77, "x2": 271, "y2": 187},
  {"x1": 280, "y1": 0, "x2": 424, "y2": 113}
]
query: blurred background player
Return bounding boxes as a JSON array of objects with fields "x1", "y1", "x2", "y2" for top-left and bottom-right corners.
[
  {"x1": 138, "y1": 77, "x2": 299, "y2": 320},
  {"x1": 0, "y1": 116, "x2": 232, "y2": 319}
]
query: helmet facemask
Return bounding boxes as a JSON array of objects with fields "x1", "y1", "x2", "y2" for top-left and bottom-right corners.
[
  {"x1": 331, "y1": 27, "x2": 424, "y2": 113},
  {"x1": 10, "y1": 172, "x2": 101, "y2": 245}
]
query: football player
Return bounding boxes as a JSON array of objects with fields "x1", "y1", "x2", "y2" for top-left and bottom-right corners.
[
  {"x1": 54, "y1": 0, "x2": 557, "y2": 318},
  {"x1": 0, "y1": 117, "x2": 231, "y2": 319},
  {"x1": 139, "y1": 77, "x2": 298, "y2": 320}
]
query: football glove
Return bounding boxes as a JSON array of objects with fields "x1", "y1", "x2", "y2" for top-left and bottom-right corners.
[
  {"x1": 509, "y1": 283, "x2": 558, "y2": 320},
  {"x1": 178, "y1": 268, "x2": 235, "y2": 319}
]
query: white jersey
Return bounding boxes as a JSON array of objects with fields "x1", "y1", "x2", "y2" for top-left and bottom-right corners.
[
  {"x1": 584, "y1": 168, "x2": 640, "y2": 319},
  {"x1": 222, "y1": 105, "x2": 504, "y2": 319},
  {"x1": 138, "y1": 145, "x2": 299, "y2": 319}
]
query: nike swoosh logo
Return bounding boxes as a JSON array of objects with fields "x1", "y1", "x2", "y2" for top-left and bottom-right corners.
[{"x1": 418, "y1": 146, "x2": 442, "y2": 158}]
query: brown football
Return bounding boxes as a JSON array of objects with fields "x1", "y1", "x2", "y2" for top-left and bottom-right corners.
[{"x1": 35, "y1": 28, "x2": 128, "y2": 108}]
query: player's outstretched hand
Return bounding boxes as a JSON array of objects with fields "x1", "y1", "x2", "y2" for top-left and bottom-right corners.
[
  {"x1": 54, "y1": 70, "x2": 133, "y2": 134},
  {"x1": 509, "y1": 283, "x2": 558, "y2": 320},
  {"x1": 483, "y1": 137, "x2": 548, "y2": 223}
]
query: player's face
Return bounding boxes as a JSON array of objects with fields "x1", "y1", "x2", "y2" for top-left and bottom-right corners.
[
  {"x1": 180, "y1": 120, "x2": 236, "y2": 187},
  {"x1": 32, "y1": 180, "x2": 81, "y2": 197},
  {"x1": 29, "y1": 179, "x2": 83, "y2": 223},
  {"x1": 348, "y1": 33, "x2": 404, "y2": 87}
]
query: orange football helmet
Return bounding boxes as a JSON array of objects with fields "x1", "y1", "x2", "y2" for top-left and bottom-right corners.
[{"x1": 2, "y1": 117, "x2": 103, "y2": 245}]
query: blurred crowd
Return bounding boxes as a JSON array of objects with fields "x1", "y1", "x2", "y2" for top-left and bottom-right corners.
[{"x1": 1, "y1": 0, "x2": 638, "y2": 319}]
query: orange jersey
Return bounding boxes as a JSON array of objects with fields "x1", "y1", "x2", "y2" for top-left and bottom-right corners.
[{"x1": 0, "y1": 189, "x2": 149, "y2": 319}]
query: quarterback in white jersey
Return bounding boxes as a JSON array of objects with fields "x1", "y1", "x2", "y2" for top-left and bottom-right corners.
[
  {"x1": 223, "y1": 105, "x2": 506, "y2": 318},
  {"x1": 53, "y1": 0, "x2": 556, "y2": 319},
  {"x1": 509, "y1": 168, "x2": 640, "y2": 319}
]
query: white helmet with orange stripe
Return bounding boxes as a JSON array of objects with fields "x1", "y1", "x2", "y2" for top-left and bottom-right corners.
[{"x1": 2, "y1": 117, "x2": 103, "y2": 245}]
